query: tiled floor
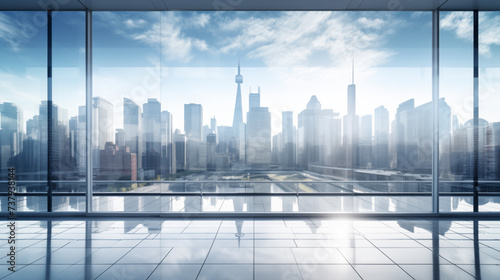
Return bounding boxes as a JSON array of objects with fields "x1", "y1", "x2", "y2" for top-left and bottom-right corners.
[{"x1": 1, "y1": 218, "x2": 500, "y2": 279}]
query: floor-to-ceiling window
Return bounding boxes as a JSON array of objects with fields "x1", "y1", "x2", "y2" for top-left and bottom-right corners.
[
  {"x1": 479, "y1": 11, "x2": 500, "y2": 211},
  {"x1": 1, "y1": 10, "x2": 499, "y2": 215},
  {"x1": 0, "y1": 11, "x2": 48, "y2": 212},
  {"x1": 439, "y1": 11, "x2": 474, "y2": 212}
]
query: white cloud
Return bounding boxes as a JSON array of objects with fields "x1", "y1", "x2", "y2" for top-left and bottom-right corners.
[
  {"x1": 0, "y1": 12, "x2": 39, "y2": 52},
  {"x1": 216, "y1": 12, "x2": 394, "y2": 69},
  {"x1": 440, "y1": 12, "x2": 500, "y2": 56},
  {"x1": 357, "y1": 17, "x2": 385, "y2": 29},
  {"x1": 440, "y1": 12, "x2": 473, "y2": 40},
  {"x1": 96, "y1": 12, "x2": 209, "y2": 62},
  {"x1": 124, "y1": 18, "x2": 146, "y2": 29}
]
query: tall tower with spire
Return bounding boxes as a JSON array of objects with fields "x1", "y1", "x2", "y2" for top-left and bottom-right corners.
[
  {"x1": 343, "y1": 58, "x2": 359, "y2": 168},
  {"x1": 233, "y1": 59, "x2": 243, "y2": 128},
  {"x1": 232, "y1": 59, "x2": 245, "y2": 163}
]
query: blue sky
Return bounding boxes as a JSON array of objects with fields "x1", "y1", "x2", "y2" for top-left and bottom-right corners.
[{"x1": 1, "y1": 11, "x2": 499, "y2": 134}]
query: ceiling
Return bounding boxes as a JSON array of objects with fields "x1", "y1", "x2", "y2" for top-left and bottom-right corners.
[{"x1": 1, "y1": 0, "x2": 499, "y2": 11}]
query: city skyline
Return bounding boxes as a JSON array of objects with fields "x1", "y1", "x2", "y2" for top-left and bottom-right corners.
[
  {"x1": 2, "y1": 58, "x2": 500, "y2": 182},
  {"x1": 2, "y1": 11, "x2": 500, "y2": 134}
]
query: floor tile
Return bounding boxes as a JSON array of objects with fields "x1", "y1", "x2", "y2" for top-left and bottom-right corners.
[
  {"x1": 95, "y1": 264, "x2": 157, "y2": 280},
  {"x1": 338, "y1": 248, "x2": 394, "y2": 264},
  {"x1": 204, "y1": 247, "x2": 254, "y2": 264},
  {"x1": 162, "y1": 247, "x2": 210, "y2": 264},
  {"x1": 147, "y1": 264, "x2": 202, "y2": 280},
  {"x1": 352, "y1": 264, "x2": 413, "y2": 280},
  {"x1": 197, "y1": 264, "x2": 253, "y2": 280},
  {"x1": 255, "y1": 248, "x2": 296, "y2": 264},
  {"x1": 298, "y1": 264, "x2": 361, "y2": 280},
  {"x1": 401, "y1": 264, "x2": 475, "y2": 280},
  {"x1": 255, "y1": 264, "x2": 303, "y2": 280},
  {"x1": 292, "y1": 248, "x2": 349, "y2": 264}
]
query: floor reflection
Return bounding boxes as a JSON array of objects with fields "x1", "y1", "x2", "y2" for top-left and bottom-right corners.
[{"x1": 1, "y1": 218, "x2": 500, "y2": 279}]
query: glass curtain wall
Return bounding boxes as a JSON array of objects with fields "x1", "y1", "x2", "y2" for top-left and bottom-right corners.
[
  {"x1": 88, "y1": 11, "x2": 434, "y2": 213},
  {"x1": 2, "y1": 10, "x2": 498, "y2": 214}
]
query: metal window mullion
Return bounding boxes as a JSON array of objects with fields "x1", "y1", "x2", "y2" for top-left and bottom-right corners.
[
  {"x1": 85, "y1": 10, "x2": 93, "y2": 214},
  {"x1": 473, "y1": 10, "x2": 479, "y2": 212},
  {"x1": 432, "y1": 10, "x2": 440, "y2": 214},
  {"x1": 47, "y1": 10, "x2": 53, "y2": 213}
]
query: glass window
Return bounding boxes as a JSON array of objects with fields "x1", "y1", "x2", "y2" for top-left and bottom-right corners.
[
  {"x1": 439, "y1": 11, "x2": 474, "y2": 212},
  {"x1": 479, "y1": 11, "x2": 500, "y2": 211},
  {"x1": 86, "y1": 11, "x2": 434, "y2": 213},
  {"x1": 0, "y1": 11, "x2": 47, "y2": 212}
]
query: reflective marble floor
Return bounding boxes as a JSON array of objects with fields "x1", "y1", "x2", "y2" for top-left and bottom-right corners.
[{"x1": 1, "y1": 218, "x2": 500, "y2": 279}]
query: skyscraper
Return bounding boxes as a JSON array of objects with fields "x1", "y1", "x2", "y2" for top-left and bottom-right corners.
[
  {"x1": 298, "y1": 96, "x2": 340, "y2": 168},
  {"x1": 142, "y1": 98, "x2": 161, "y2": 178},
  {"x1": 184, "y1": 103, "x2": 203, "y2": 142},
  {"x1": 233, "y1": 59, "x2": 244, "y2": 128},
  {"x1": 374, "y1": 106, "x2": 389, "y2": 169},
  {"x1": 161, "y1": 111, "x2": 175, "y2": 175},
  {"x1": 210, "y1": 116, "x2": 217, "y2": 134},
  {"x1": 232, "y1": 59, "x2": 245, "y2": 163},
  {"x1": 92, "y1": 97, "x2": 114, "y2": 178},
  {"x1": 0, "y1": 102, "x2": 23, "y2": 173},
  {"x1": 123, "y1": 98, "x2": 141, "y2": 169},
  {"x1": 249, "y1": 87, "x2": 260, "y2": 111},
  {"x1": 343, "y1": 77, "x2": 359, "y2": 168},
  {"x1": 92, "y1": 97, "x2": 114, "y2": 149},
  {"x1": 359, "y1": 114, "x2": 373, "y2": 168},
  {"x1": 246, "y1": 107, "x2": 271, "y2": 167},
  {"x1": 281, "y1": 111, "x2": 295, "y2": 168}
]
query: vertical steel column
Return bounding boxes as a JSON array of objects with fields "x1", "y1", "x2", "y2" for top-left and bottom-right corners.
[
  {"x1": 86, "y1": 10, "x2": 93, "y2": 214},
  {"x1": 47, "y1": 10, "x2": 53, "y2": 212},
  {"x1": 473, "y1": 10, "x2": 479, "y2": 212},
  {"x1": 432, "y1": 10, "x2": 440, "y2": 213}
]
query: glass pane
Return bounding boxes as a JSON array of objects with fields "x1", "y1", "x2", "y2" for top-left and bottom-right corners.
[
  {"x1": 92, "y1": 12, "x2": 162, "y2": 212},
  {"x1": 479, "y1": 11, "x2": 500, "y2": 211},
  {"x1": 439, "y1": 11, "x2": 474, "y2": 212},
  {"x1": 0, "y1": 11, "x2": 47, "y2": 212},
  {"x1": 52, "y1": 11, "x2": 86, "y2": 212},
  {"x1": 87, "y1": 11, "x2": 433, "y2": 213}
]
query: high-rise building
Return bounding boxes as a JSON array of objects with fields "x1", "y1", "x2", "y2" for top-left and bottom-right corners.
[
  {"x1": 374, "y1": 106, "x2": 389, "y2": 169},
  {"x1": 233, "y1": 59, "x2": 244, "y2": 128},
  {"x1": 142, "y1": 98, "x2": 161, "y2": 178},
  {"x1": 174, "y1": 130, "x2": 187, "y2": 172},
  {"x1": 0, "y1": 102, "x2": 23, "y2": 174},
  {"x1": 394, "y1": 98, "x2": 451, "y2": 173},
  {"x1": 343, "y1": 76, "x2": 359, "y2": 168},
  {"x1": 207, "y1": 132, "x2": 217, "y2": 171},
  {"x1": 272, "y1": 133, "x2": 282, "y2": 165},
  {"x1": 38, "y1": 101, "x2": 71, "y2": 180},
  {"x1": 210, "y1": 116, "x2": 217, "y2": 133},
  {"x1": 123, "y1": 98, "x2": 141, "y2": 169},
  {"x1": 184, "y1": 103, "x2": 203, "y2": 142},
  {"x1": 394, "y1": 99, "x2": 417, "y2": 171},
  {"x1": 249, "y1": 87, "x2": 260, "y2": 111},
  {"x1": 359, "y1": 115, "x2": 373, "y2": 168},
  {"x1": 298, "y1": 96, "x2": 340, "y2": 168},
  {"x1": 92, "y1": 97, "x2": 114, "y2": 149},
  {"x1": 232, "y1": 59, "x2": 245, "y2": 163},
  {"x1": 77, "y1": 106, "x2": 86, "y2": 175},
  {"x1": 281, "y1": 111, "x2": 295, "y2": 168},
  {"x1": 161, "y1": 111, "x2": 175, "y2": 175},
  {"x1": 246, "y1": 107, "x2": 271, "y2": 167}
]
